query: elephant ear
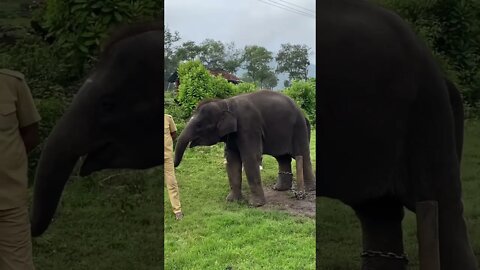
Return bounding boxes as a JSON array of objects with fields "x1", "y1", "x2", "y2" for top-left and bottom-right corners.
[{"x1": 217, "y1": 111, "x2": 237, "y2": 137}]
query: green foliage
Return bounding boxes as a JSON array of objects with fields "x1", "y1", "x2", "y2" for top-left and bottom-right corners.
[
  {"x1": 234, "y1": 82, "x2": 257, "y2": 95},
  {"x1": 243, "y1": 45, "x2": 275, "y2": 88},
  {"x1": 282, "y1": 79, "x2": 316, "y2": 126},
  {"x1": 176, "y1": 61, "x2": 252, "y2": 119},
  {"x1": 260, "y1": 70, "x2": 278, "y2": 89},
  {"x1": 223, "y1": 42, "x2": 244, "y2": 74},
  {"x1": 42, "y1": 0, "x2": 162, "y2": 80},
  {"x1": 376, "y1": 0, "x2": 480, "y2": 113},
  {"x1": 275, "y1": 43, "x2": 311, "y2": 81},
  {"x1": 0, "y1": 35, "x2": 75, "y2": 95},
  {"x1": 164, "y1": 27, "x2": 181, "y2": 90},
  {"x1": 28, "y1": 97, "x2": 68, "y2": 180},
  {"x1": 177, "y1": 60, "x2": 214, "y2": 117},
  {"x1": 198, "y1": 39, "x2": 226, "y2": 70},
  {"x1": 210, "y1": 74, "x2": 235, "y2": 99}
]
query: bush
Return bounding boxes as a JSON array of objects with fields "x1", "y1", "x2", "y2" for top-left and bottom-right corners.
[
  {"x1": 234, "y1": 82, "x2": 257, "y2": 95},
  {"x1": 376, "y1": 0, "x2": 480, "y2": 115},
  {"x1": 0, "y1": 34, "x2": 75, "y2": 96},
  {"x1": 176, "y1": 60, "x2": 214, "y2": 117},
  {"x1": 210, "y1": 74, "x2": 235, "y2": 99},
  {"x1": 28, "y1": 97, "x2": 69, "y2": 181},
  {"x1": 37, "y1": 0, "x2": 162, "y2": 81},
  {"x1": 176, "y1": 60, "x2": 249, "y2": 118},
  {"x1": 282, "y1": 78, "x2": 316, "y2": 126}
]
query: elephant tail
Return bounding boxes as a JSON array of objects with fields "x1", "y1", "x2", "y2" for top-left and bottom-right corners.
[
  {"x1": 446, "y1": 78, "x2": 464, "y2": 163},
  {"x1": 305, "y1": 117, "x2": 311, "y2": 142}
]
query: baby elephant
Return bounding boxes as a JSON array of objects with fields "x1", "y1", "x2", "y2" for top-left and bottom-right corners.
[{"x1": 174, "y1": 90, "x2": 315, "y2": 206}]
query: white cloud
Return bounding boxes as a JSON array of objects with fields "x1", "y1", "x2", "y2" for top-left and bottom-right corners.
[{"x1": 165, "y1": 0, "x2": 316, "y2": 64}]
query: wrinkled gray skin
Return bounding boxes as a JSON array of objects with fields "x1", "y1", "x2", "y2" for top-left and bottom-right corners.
[
  {"x1": 318, "y1": 0, "x2": 477, "y2": 269},
  {"x1": 174, "y1": 90, "x2": 315, "y2": 206},
  {"x1": 30, "y1": 23, "x2": 163, "y2": 237}
]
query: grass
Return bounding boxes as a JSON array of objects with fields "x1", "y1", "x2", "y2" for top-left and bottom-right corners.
[
  {"x1": 30, "y1": 168, "x2": 164, "y2": 269},
  {"x1": 164, "y1": 133, "x2": 317, "y2": 269},
  {"x1": 317, "y1": 119, "x2": 480, "y2": 269}
]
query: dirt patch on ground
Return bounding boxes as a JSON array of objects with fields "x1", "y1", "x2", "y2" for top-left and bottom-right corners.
[{"x1": 261, "y1": 186, "x2": 316, "y2": 218}]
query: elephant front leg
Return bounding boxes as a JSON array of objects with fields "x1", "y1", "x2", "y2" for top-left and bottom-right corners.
[
  {"x1": 243, "y1": 155, "x2": 266, "y2": 207},
  {"x1": 353, "y1": 200, "x2": 408, "y2": 270},
  {"x1": 225, "y1": 149, "x2": 243, "y2": 202}
]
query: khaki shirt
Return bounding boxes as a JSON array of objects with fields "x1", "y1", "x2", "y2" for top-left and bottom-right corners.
[
  {"x1": 0, "y1": 69, "x2": 41, "y2": 209},
  {"x1": 164, "y1": 114, "x2": 176, "y2": 159}
]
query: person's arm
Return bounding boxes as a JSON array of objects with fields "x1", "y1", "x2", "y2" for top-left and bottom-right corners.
[
  {"x1": 170, "y1": 131, "x2": 177, "y2": 141},
  {"x1": 16, "y1": 77, "x2": 41, "y2": 153},
  {"x1": 19, "y1": 123, "x2": 40, "y2": 153},
  {"x1": 168, "y1": 116, "x2": 177, "y2": 141}
]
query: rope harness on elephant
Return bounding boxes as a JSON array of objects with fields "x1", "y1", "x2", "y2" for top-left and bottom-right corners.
[
  {"x1": 361, "y1": 250, "x2": 409, "y2": 264},
  {"x1": 278, "y1": 171, "x2": 293, "y2": 175}
]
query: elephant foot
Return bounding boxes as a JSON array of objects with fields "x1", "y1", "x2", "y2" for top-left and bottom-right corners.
[
  {"x1": 361, "y1": 255, "x2": 408, "y2": 270},
  {"x1": 273, "y1": 172, "x2": 293, "y2": 191},
  {"x1": 248, "y1": 195, "x2": 266, "y2": 207},
  {"x1": 304, "y1": 180, "x2": 316, "y2": 191},
  {"x1": 226, "y1": 192, "x2": 243, "y2": 202}
]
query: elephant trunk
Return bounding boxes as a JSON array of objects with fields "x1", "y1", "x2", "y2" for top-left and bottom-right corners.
[
  {"x1": 30, "y1": 92, "x2": 93, "y2": 237},
  {"x1": 173, "y1": 125, "x2": 193, "y2": 167}
]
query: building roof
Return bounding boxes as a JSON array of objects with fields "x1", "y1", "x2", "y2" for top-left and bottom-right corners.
[{"x1": 208, "y1": 69, "x2": 241, "y2": 82}]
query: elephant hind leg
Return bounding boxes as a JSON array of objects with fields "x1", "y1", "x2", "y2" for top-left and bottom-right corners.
[
  {"x1": 273, "y1": 155, "x2": 293, "y2": 191},
  {"x1": 353, "y1": 198, "x2": 408, "y2": 270},
  {"x1": 302, "y1": 152, "x2": 316, "y2": 191},
  {"x1": 292, "y1": 119, "x2": 315, "y2": 191}
]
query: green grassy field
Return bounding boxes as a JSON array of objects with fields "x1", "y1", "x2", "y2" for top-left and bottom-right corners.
[
  {"x1": 317, "y1": 120, "x2": 480, "y2": 269},
  {"x1": 30, "y1": 168, "x2": 164, "y2": 269},
  {"x1": 164, "y1": 134, "x2": 317, "y2": 269}
]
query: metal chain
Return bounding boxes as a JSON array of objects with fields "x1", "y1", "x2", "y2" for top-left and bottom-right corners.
[
  {"x1": 278, "y1": 171, "x2": 293, "y2": 175},
  {"x1": 361, "y1": 250, "x2": 409, "y2": 263}
]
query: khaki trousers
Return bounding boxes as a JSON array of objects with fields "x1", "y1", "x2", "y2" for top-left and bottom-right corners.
[
  {"x1": 0, "y1": 205, "x2": 35, "y2": 270},
  {"x1": 164, "y1": 157, "x2": 182, "y2": 214}
]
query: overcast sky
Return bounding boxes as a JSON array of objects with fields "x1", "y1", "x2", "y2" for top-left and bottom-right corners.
[{"x1": 165, "y1": 0, "x2": 316, "y2": 65}]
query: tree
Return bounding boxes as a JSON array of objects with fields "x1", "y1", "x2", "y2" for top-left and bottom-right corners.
[
  {"x1": 198, "y1": 39, "x2": 226, "y2": 70},
  {"x1": 41, "y1": 0, "x2": 162, "y2": 82},
  {"x1": 243, "y1": 45, "x2": 274, "y2": 87},
  {"x1": 260, "y1": 70, "x2": 278, "y2": 89},
  {"x1": 223, "y1": 42, "x2": 244, "y2": 74},
  {"x1": 275, "y1": 43, "x2": 311, "y2": 82},
  {"x1": 176, "y1": 41, "x2": 202, "y2": 62},
  {"x1": 164, "y1": 27, "x2": 181, "y2": 89},
  {"x1": 375, "y1": 0, "x2": 480, "y2": 107}
]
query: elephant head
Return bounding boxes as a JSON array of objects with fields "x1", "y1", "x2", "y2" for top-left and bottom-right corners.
[
  {"x1": 174, "y1": 100, "x2": 237, "y2": 167},
  {"x1": 30, "y1": 22, "x2": 163, "y2": 236}
]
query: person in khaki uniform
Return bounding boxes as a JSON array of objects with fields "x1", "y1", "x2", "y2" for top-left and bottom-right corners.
[
  {"x1": 164, "y1": 114, "x2": 183, "y2": 220},
  {"x1": 0, "y1": 69, "x2": 41, "y2": 270}
]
